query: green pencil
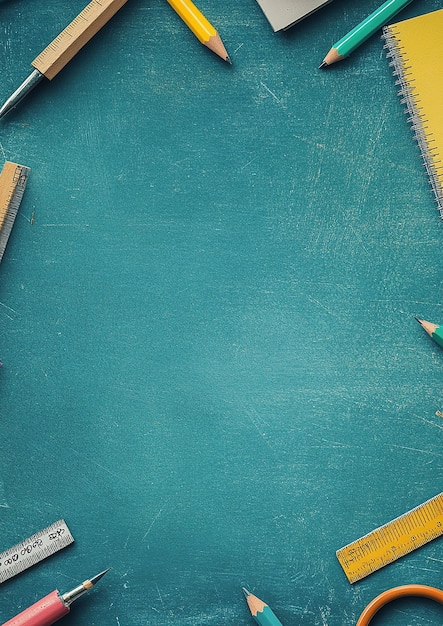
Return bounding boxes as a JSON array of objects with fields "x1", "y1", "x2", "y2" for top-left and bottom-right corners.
[
  {"x1": 242, "y1": 588, "x2": 284, "y2": 626},
  {"x1": 319, "y1": 0, "x2": 414, "y2": 68},
  {"x1": 415, "y1": 318, "x2": 443, "y2": 349}
]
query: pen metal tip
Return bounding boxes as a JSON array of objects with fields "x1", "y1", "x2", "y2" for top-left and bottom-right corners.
[
  {"x1": 62, "y1": 568, "x2": 111, "y2": 606},
  {"x1": 89, "y1": 568, "x2": 111, "y2": 586}
]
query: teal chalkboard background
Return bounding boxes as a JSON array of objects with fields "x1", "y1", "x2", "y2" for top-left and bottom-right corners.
[{"x1": 1, "y1": 1, "x2": 443, "y2": 624}]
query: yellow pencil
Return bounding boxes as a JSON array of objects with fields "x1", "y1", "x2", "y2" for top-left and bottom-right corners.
[{"x1": 166, "y1": 0, "x2": 231, "y2": 63}]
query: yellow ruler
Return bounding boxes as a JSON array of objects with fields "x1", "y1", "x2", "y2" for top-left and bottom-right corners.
[
  {"x1": 32, "y1": 0, "x2": 129, "y2": 80},
  {"x1": 337, "y1": 492, "x2": 443, "y2": 583},
  {"x1": 0, "y1": 161, "x2": 30, "y2": 262}
]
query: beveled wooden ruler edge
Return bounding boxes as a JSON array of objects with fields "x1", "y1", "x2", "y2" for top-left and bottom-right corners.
[{"x1": 0, "y1": 161, "x2": 31, "y2": 262}]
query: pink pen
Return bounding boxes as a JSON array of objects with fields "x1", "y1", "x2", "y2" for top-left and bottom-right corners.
[{"x1": 3, "y1": 569, "x2": 110, "y2": 626}]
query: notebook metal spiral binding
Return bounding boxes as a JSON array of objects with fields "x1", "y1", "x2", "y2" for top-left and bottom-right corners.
[{"x1": 383, "y1": 34, "x2": 443, "y2": 217}]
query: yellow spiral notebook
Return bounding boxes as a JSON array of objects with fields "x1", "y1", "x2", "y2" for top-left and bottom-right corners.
[{"x1": 383, "y1": 9, "x2": 443, "y2": 217}]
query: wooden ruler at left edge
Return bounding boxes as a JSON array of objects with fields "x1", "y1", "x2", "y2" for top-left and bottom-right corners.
[{"x1": 0, "y1": 161, "x2": 31, "y2": 262}]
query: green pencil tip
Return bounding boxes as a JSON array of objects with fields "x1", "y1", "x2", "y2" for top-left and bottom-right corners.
[
  {"x1": 242, "y1": 587, "x2": 251, "y2": 598},
  {"x1": 318, "y1": 61, "x2": 328, "y2": 69},
  {"x1": 414, "y1": 317, "x2": 423, "y2": 325}
]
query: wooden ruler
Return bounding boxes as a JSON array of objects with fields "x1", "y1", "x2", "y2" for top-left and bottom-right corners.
[
  {"x1": 0, "y1": 161, "x2": 30, "y2": 262},
  {"x1": 337, "y1": 492, "x2": 443, "y2": 583},
  {"x1": 0, "y1": 520, "x2": 74, "y2": 583},
  {"x1": 32, "y1": 0, "x2": 129, "y2": 80}
]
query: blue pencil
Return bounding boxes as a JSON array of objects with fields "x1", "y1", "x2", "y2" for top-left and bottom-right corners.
[{"x1": 242, "y1": 588, "x2": 284, "y2": 626}]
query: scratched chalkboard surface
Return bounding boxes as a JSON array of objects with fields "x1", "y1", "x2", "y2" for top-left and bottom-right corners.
[{"x1": 1, "y1": 1, "x2": 443, "y2": 624}]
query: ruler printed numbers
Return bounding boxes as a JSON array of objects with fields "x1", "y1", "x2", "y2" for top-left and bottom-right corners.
[
  {"x1": 0, "y1": 520, "x2": 74, "y2": 583},
  {"x1": 48, "y1": 526, "x2": 68, "y2": 541},
  {"x1": 337, "y1": 493, "x2": 443, "y2": 583},
  {"x1": 1, "y1": 538, "x2": 43, "y2": 567}
]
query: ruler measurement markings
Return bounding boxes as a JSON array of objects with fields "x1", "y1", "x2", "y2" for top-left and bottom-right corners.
[
  {"x1": 0, "y1": 520, "x2": 74, "y2": 583},
  {"x1": 0, "y1": 162, "x2": 30, "y2": 262},
  {"x1": 32, "y1": 0, "x2": 129, "y2": 80},
  {"x1": 381, "y1": 528, "x2": 395, "y2": 546},
  {"x1": 429, "y1": 504, "x2": 438, "y2": 520},
  {"x1": 337, "y1": 493, "x2": 443, "y2": 583},
  {"x1": 432, "y1": 499, "x2": 443, "y2": 516},
  {"x1": 414, "y1": 509, "x2": 426, "y2": 527}
]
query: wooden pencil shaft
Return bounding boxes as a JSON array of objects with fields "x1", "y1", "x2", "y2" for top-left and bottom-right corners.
[
  {"x1": 244, "y1": 591, "x2": 284, "y2": 626},
  {"x1": 432, "y1": 326, "x2": 443, "y2": 346},
  {"x1": 166, "y1": 0, "x2": 216, "y2": 42},
  {"x1": 32, "y1": 0, "x2": 129, "y2": 80},
  {"x1": 334, "y1": 0, "x2": 414, "y2": 57},
  {"x1": 255, "y1": 605, "x2": 284, "y2": 626},
  {"x1": 320, "y1": 0, "x2": 413, "y2": 66}
]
